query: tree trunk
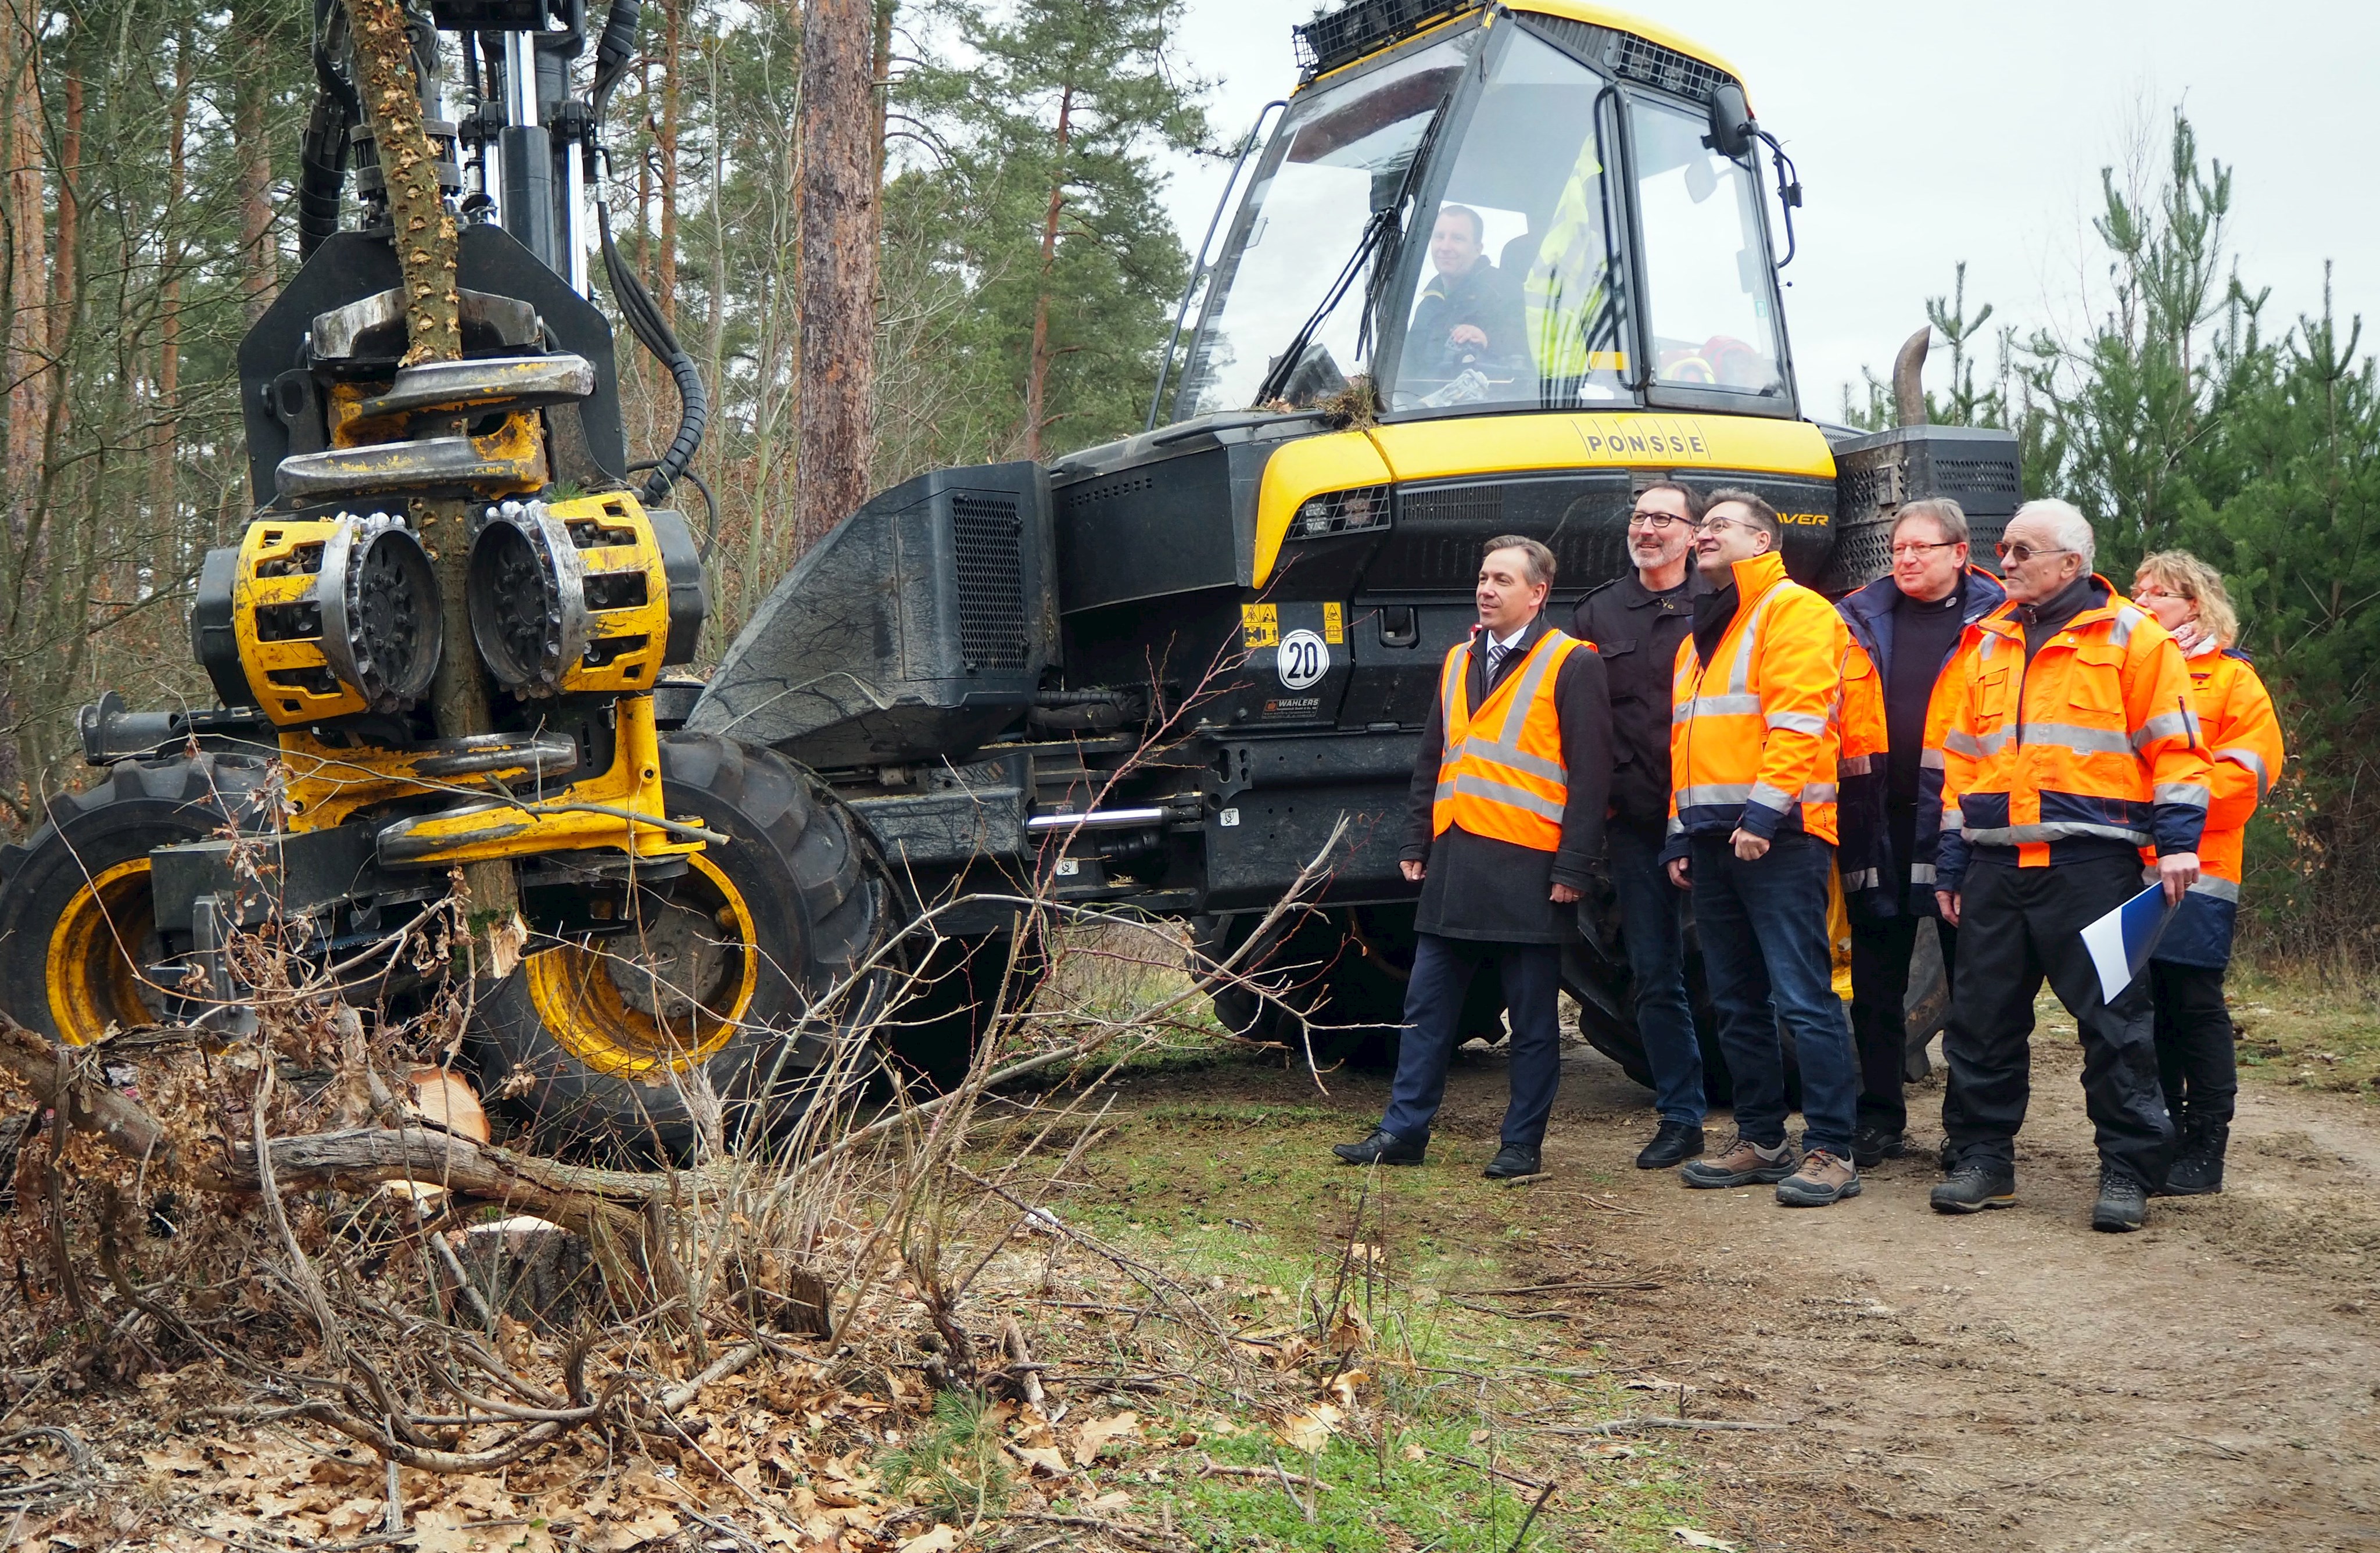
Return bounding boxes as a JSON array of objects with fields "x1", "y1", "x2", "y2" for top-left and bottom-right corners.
[
  {"x1": 348, "y1": 0, "x2": 519, "y2": 933},
  {"x1": 1023, "y1": 84, "x2": 1074, "y2": 461},
  {"x1": 793, "y1": 0, "x2": 880, "y2": 557},
  {"x1": 48, "y1": 73, "x2": 76, "y2": 364},
  {"x1": 156, "y1": 34, "x2": 193, "y2": 548},
  {"x1": 234, "y1": 0, "x2": 278, "y2": 323},
  {"x1": 657, "y1": 0, "x2": 683, "y2": 328}
]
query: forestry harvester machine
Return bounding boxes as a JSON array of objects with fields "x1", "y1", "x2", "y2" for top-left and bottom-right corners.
[{"x1": 0, "y1": 0, "x2": 2024, "y2": 1147}]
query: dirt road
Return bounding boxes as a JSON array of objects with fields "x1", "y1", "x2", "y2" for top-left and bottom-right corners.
[{"x1": 1238, "y1": 1030, "x2": 2380, "y2": 1551}]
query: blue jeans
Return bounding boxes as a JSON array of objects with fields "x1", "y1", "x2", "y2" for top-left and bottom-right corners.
[
  {"x1": 1380, "y1": 934, "x2": 1563, "y2": 1149},
  {"x1": 1610, "y1": 824, "x2": 1704, "y2": 1125},
  {"x1": 1689, "y1": 831, "x2": 1858, "y2": 1158}
]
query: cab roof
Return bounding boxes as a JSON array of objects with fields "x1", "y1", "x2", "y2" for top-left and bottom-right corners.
[{"x1": 1296, "y1": 1, "x2": 1747, "y2": 108}]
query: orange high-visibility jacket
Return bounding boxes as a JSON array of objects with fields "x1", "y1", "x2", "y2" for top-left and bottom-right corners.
[
  {"x1": 1931, "y1": 578, "x2": 2211, "y2": 891},
  {"x1": 2149, "y1": 643, "x2": 2285, "y2": 968},
  {"x1": 1666, "y1": 550, "x2": 1849, "y2": 850},
  {"x1": 1433, "y1": 628, "x2": 1590, "y2": 852},
  {"x1": 1834, "y1": 639, "x2": 1888, "y2": 904}
]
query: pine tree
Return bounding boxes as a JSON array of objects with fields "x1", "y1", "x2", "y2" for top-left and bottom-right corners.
[{"x1": 896, "y1": 0, "x2": 1209, "y2": 460}]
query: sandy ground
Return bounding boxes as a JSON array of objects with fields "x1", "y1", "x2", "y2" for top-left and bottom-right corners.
[{"x1": 1236, "y1": 1032, "x2": 2380, "y2": 1552}]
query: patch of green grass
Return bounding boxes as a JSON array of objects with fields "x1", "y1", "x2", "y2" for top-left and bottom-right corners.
[
  {"x1": 1009, "y1": 1101, "x2": 1709, "y2": 1551},
  {"x1": 2230, "y1": 964, "x2": 2380, "y2": 1103}
]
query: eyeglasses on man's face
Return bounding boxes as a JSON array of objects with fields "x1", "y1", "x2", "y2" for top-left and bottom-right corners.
[
  {"x1": 1994, "y1": 539, "x2": 2071, "y2": 566},
  {"x1": 1890, "y1": 539, "x2": 1959, "y2": 560},
  {"x1": 1628, "y1": 508, "x2": 1688, "y2": 530},
  {"x1": 1692, "y1": 515, "x2": 1754, "y2": 536}
]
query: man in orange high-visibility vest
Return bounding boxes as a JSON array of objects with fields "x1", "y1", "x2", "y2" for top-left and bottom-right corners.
[
  {"x1": 1662, "y1": 489, "x2": 1865, "y2": 1208},
  {"x1": 1334, "y1": 536, "x2": 1612, "y2": 1180},
  {"x1": 1929, "y1": 499, "x2": 2211, "y2": 1233}
]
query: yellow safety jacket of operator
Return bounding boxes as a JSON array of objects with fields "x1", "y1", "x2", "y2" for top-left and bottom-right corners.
[{"x1": 1432, "y1": 628, "x2": 1589, "y2": 853}]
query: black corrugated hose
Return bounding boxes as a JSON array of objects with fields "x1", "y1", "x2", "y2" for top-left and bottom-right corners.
[{"x1": 597, "y1": 200, "x2": 708, "y2": 507}]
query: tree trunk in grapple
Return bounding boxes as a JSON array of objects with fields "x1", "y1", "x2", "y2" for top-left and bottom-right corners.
[{"x1": 346, "y1": 0, "x2": 519, "y2": 943}]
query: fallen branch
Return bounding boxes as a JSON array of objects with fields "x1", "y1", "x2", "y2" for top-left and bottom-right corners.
[
  {"x1": 1557, "y1": 1417, "x2": 1784, "y2": 1434},
  {"x1": 1461, "y1": 1280, "x2": 1663, "y2": 1298}
]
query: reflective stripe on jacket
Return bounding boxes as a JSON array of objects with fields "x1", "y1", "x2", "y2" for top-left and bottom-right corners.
[
  {"x1": 1838, "y1": 566, "x2": 2006, "y2": 914},
  {"x1": 1666, "y1": 550, "x2": 1849, "y2": 849},
  {"x1": 2148, "y1": 643, "x2": 2285, "y2": 968},
  {"x1": 1433, "y1": 628, "x2": 1589, "y2": 852},
  {"x1": 1834, "y1": 640, "x2": 1888, "y2": 908},
  {"x1": 1932, "y1": 577, "x2": 2212, "y2": 892}
]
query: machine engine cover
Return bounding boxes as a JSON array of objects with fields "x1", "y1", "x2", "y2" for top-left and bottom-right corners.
[
  {"x1": 689, "y1": 463, "x2": 1056, "y2": 769},
  {"x1": 1826, "y1": 424, "x2": 2023, "y2": 589}
]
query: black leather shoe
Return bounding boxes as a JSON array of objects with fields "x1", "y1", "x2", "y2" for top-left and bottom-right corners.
[
  {"x1": 1483, "y1": 1144, "x2": 1542, "y2": 1179},
  {"x1": 1929, "y1": 1164, "x2": 2017, "y2": 1214},
  {"x1": 1635, "y1": 1121, "x2": 1704, "y2": 1170},
  {"x1": 1851, "y1": 1125, "x2": 1908, "y2": 1169},
  {"x1": 2092, "y1": 1166, "x2": 2148, "y2": 1232},
  {"x1": 1333, "y1": 1128, "x2": 1425, "y2": 1166}
]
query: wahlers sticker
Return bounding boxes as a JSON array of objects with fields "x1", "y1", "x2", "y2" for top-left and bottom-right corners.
[{"x1": 1275, "y1": 629, "x2": 1328, "y2": 690}]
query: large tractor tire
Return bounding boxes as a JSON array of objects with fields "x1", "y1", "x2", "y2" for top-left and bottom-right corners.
[
  {"x1": 881, "y1": 928, "x2": 1048, "y2": 1093},
  {"x1": 469, "y1": 733, "x2": 889, "y2": 1156},
  {"x1": 0, "y1": 756, "x2": 267, "y2": 1043},
  {"x1": 1191, "y1": 904, "x2": 1503, "y2": 1070}
]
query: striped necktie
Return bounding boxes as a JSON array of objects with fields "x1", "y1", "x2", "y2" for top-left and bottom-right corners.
[{"x1": 1486, "y1": 639, "x2": 1510, "y2": 685}]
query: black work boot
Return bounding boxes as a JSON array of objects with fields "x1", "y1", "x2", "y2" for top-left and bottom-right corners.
[
  {"x1": 1930, "y1": 1162, "x2": 2016, "y2": 1214},
  {"x1": 2159, "y1": 1120, "x2": 2229, "y2": 1196},
  {"x1": 1635, "y1": 1121, "x2": 1704, "y2": 1170},
  {"x1": 1483, "y1": 1143, "x2": 1543, "y2": 1180},
  {"x1": 2092, "y1": 1166, "x2": 2149, "y2": 1232},
  {"x1": 1333, "y1": 1128, "x2": 1425, "y2": 1166},
  {"x1": 1851, "y1": 1123, "x2": 1908, "y2": 1169}
]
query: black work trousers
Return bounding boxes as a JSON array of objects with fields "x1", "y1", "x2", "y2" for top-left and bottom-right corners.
[
  {"x1": 1940, "y1": 854, "x2": 2175, "y2": 1185},
  {"x1": 2150, "y1": 960, "x2": 2237, "y2": 1130},
  {"x1": 1848, "y1": 913, "x2": 1956, "y2": 1136}
]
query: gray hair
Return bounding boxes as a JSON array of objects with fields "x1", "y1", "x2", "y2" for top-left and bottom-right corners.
[
  {"x1": 1894, "y1": 498, "x2": 1969, "y2": 547},
  {"x1": 1483, "y1": 534, "x2": 1557, "y2": 588},
  {"x1": 2011, "y1": 498, "x2": 2095, "y2": 568}
]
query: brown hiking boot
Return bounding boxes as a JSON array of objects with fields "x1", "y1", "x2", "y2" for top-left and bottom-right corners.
[
  {"x1": 1679, "y1": 1133, "x2": 1799, "y2": 1189},
  {"x1": 1775, "y1": 1149, "x2": 1862, "y2": 1207}
]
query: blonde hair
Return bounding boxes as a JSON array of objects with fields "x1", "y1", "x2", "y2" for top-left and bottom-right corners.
[{"x1": 2134, "y1": 549, "x2": 2239, "y2": 648}]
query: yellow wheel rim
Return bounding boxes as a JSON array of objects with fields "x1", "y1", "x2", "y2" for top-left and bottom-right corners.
[
  {"x1": 525, "y1": 851, "x2": 761, "y2": 1079},
  {"x1": 46, "y1": 858, "x2": 163, "y2": 1044}
]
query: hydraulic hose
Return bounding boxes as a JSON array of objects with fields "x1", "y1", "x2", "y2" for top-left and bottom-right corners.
[{"x1": 598, "y1": 198, "x2": 709, "y2": 506}]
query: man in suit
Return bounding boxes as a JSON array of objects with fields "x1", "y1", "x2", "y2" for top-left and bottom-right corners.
[{"x1": 1334, "y1": 536, "x2": 1612, "y2": 1179}]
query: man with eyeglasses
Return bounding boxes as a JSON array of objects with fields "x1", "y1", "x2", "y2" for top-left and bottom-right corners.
[
  {"x1": 1928, "y1": 498, "x2": 2210, "y2": 1232},
  {"x1": 1572, "y1": 480, "x2": 1712, "y2": 1168},
  {"x1": 1833, "y1": 500, "x2": 2005, "y2": 1168},
  {"x1": 1663, "y1": 491, "x2": 1865, "y2": 1208}
]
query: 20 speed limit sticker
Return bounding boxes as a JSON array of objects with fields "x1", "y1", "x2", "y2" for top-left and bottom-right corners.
[{"x1": 1275, "y1": 629, "x2": 1329, "y2": 690}]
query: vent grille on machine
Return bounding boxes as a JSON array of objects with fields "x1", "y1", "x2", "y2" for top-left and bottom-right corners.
[
  {"x1": 950, "y1": 493, "x2": 1028, "y2": 672},
  {"x1": 1292, "y1": 0, "x2": 1473, "y2": 80}
]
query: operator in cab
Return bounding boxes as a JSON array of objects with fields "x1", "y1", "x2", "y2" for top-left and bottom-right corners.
[
  {"x1": 1334, "y1": 537, "x2": 1612, "y2": 1180},
  {"x1": 1405, "y1": 205, "x2": 1528, "y2": 384}
]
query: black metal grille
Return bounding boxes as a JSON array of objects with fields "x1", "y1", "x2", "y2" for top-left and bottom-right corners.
[
  {"x1": 1287, "y1": 484, "x2": 1392, "y2": 541},
  {"x1": 1401, "y1": 484, "x2": 1504, "y2": 527},
  {"x1": 1823, "y1": 517, "x2": 1895, "y2": 595},
  {"x1": 950, "y1": 493, "x2": 1027, "y2": 672},
  {"x1": 1292, "y1": 0, "x2": 1474, "y2": 79},
  {"x1": 1931, "y1": 457, "x2": 2023, "y2": 497},
  {"x1": 1610, "y1": 31, "x2": 1735, "y2": 103}
]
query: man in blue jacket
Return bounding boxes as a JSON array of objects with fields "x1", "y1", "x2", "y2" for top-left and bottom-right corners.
[{"x1": 1835, "y1": 499, "x2": 2005, "y2": 1166}]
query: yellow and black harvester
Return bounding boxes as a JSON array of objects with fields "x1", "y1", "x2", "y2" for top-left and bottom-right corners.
[{"x1": 0, "y1": 0, "x2": 2020, "y2": 1144}]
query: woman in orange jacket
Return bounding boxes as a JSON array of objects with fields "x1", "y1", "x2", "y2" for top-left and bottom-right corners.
[{"x1": 2131, "y1": 551, "x2": 2285, "y2": 1195}]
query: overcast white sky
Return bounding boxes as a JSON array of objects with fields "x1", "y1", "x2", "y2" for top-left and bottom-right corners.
[{"x1": 1155, "y1": 1, "x2": 2380, "y2": 420}]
